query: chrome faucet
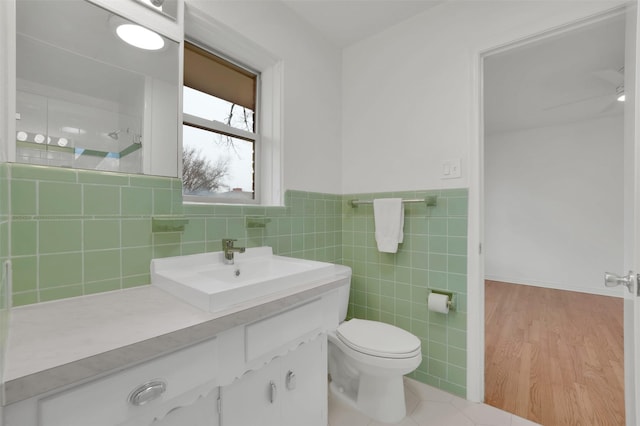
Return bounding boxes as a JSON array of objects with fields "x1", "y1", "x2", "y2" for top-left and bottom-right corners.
[{"x1": 222, "y1": 238, "x2": 246, "y2": 265}]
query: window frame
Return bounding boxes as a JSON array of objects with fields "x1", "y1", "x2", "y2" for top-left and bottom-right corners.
[
  {"x1": 182, "y1": 40, "x2": 261, "y2": 205},
  {"x1": 182, "y1": 5, "x2": 283, "y2": 207}
]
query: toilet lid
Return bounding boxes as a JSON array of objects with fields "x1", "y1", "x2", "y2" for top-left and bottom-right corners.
[{"x1": 336, "y1": 319, "x2": 421, "y2": 359}]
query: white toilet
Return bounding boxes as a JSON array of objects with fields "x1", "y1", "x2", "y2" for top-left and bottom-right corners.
[{"x1": 328, "y1": 280, "x2": 422, "y2": 423}]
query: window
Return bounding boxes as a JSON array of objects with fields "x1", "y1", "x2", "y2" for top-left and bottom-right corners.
[
  {"x1": 183, "y1": 3, "x2": 283, "y2": 206},
  {"x1": 182, "y1": 41, "x2": 259, "y2": 203}
]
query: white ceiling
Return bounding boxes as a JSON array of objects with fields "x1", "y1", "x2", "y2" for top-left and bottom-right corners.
[
  {"x1": 281, "y1": 0, "x2": 444, "y2": 47},
  {"x1": 484, "y1": 14, "x2": 625, "y2": 134}
]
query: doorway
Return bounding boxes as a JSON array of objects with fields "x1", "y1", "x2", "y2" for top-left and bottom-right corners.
[{"x1": 482, "y1": 12, "x2": 626, "y2": 424}]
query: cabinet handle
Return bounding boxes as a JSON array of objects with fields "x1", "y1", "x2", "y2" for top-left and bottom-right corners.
[
  {"x1": 269, "y1": 381, "x2": 277, "y2": 404},
  {"x1": 128, "y1": 380, "x2": 167, "y2": 406}
]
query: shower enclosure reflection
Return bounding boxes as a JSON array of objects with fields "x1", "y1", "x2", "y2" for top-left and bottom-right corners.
[{"x1": 15, "y1": 0, "x2": 179, "y2": 175}]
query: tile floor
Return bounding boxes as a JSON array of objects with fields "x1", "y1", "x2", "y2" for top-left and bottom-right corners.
[{"x1": 328, "y1": 377, "x2": 541, "y2": 426}]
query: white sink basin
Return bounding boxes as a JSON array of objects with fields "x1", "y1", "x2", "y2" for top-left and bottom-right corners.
[{"x1": 151, "y1": 247, "x2": 350, "y2": 313}]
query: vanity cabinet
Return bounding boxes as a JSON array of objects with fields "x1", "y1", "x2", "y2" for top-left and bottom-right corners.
[
  {"x1": 37, "y1": 338, "x2": 219, "y2": 426},
  {"x1": 3, "y1": 289, "x2": 340, "y2": 426},
  {"x1": 221, "y1": 336, "x2": 326, "y2": 426},
  {"x1": 150, "y1": 388, "x2": 219, "y2": 426}
]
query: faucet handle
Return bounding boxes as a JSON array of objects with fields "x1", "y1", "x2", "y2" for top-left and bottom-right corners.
[{"x1": 222, "y1": 238, "x2": 237, "y2": 249}]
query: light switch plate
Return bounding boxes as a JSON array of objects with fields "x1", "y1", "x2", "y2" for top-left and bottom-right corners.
[{"x1": 441, "y1": 159, "x2": 461, "y2": 179}]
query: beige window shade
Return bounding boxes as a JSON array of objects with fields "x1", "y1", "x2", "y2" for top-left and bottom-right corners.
[{"x1": 184, "y1": 42, "x2": 256, "y2": 111}]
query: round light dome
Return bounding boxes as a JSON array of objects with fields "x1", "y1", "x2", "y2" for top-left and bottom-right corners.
[
  {"x1": 57, "y1": 138, "x2": 69, "y2": 147},
  {"x1": 116, "y1": 24, "x2": 164, "y2": 50},
  {"x1": 34, "y1": 134, "x2": 45, "y2": 144},
  {"x1": 16, "y1": 131, "x2": 27, "y2": 141}
]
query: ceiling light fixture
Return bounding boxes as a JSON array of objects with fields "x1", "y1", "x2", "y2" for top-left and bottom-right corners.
[
  {"x1": 61, "y1": 126, "x2": 85, "y2": 135},
  {"x1": 139, "y1": 0, "x2": 164, "y2": 9},
  {"x1": 617, "y1": 86, "x2": 625, "y2": 102},
  {"x1": 116, "y1": 23, "x2": 164, "y2": 51}
]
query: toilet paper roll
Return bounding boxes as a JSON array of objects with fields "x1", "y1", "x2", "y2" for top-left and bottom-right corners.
[{"x1": 428, "y1": 293, "x2": 450, "y2": 314}]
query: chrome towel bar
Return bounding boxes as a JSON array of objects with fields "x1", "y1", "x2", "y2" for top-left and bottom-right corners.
[{"x1": 349, "y1": 196, "x2": 437, "y2": 208}]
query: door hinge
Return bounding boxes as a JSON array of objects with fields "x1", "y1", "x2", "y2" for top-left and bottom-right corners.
[
  {"x1": 479, "y1": 243, "x2": 482, "y2": 254},
  {"x1": 217, "y1": 395, "x2": 222, "y2": 414}
]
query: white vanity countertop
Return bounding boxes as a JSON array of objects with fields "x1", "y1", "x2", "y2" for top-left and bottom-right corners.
[{"x1": 4, "y1": 278, "x2": 346, "y2": 405}]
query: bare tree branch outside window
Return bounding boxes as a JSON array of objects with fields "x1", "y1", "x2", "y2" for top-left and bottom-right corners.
[
  {"x1": 182, "y1": 98, "x2": 254, "y2": 195},
  {"x1": 182, "y1": 146, "x2": 229, "y2": 193},
  {"x1": 221, "y1": 104, "x2": 254, "y2": 152}
]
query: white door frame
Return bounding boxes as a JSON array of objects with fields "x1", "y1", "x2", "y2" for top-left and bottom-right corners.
[
  {"x1": 466, "y1": 4, "x2": 632, "y2": 409},
  {"x1": 624, "y1": 4, "x2": 639, "y2": 425}
]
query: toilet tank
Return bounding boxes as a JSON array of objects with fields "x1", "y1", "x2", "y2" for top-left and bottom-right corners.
[{"x1": 335, "y1": 265, "x2": 352, "y2": 322}]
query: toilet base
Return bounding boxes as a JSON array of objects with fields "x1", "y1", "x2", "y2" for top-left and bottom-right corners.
[
  {"x1": 357, "y1": 373, "x2": 406, "y2": 423},
  {"x1": 329, "y1": 374, "x2": 407, "y2": 424}
]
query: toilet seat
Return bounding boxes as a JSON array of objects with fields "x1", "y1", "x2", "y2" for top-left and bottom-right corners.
[{"x1": 336, "y1": 319, "x2": 421, "y2": 359}]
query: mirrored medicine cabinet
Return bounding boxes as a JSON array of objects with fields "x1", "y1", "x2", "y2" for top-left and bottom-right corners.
[{"x1": 15, "y1": 0, "x2": 180, "y2": 176}]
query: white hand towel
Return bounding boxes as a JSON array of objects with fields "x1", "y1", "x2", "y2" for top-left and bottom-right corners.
[{"x1": 373, "y1": 198, "x2": 405, "y2": 253}]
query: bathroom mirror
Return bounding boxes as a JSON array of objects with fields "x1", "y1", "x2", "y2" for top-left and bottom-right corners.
[{"x1": 15, "y1": 0, "x2": 179, "y2": 175}]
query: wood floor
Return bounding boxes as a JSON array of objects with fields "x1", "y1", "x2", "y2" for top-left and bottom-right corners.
[{"x1": 484, "y1": 280, "x2": 625, "y2": 426}]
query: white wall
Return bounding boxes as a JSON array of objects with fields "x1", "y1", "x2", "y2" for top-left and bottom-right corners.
[
  {"x1": 0, "y1": 0, "x2": 11, "y2": 162},
  {"x1": 485, "y1": 116, "x2": 624, "y2": 295},
  {"x1": 341, "y1": 1, "x2": 625, "y2": 194},
  {"x1": 186, "y1": 0, "x2": 343, "y2": 195}
]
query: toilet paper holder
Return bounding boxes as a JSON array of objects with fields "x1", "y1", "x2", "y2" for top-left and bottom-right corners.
[{"x1": 429, "y1": 289, "x2": 455, "y2": 311}]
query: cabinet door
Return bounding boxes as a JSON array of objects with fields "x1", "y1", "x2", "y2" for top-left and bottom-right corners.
[
  {"x1": 281, "y1": 336, "x2": 326, "y2": 426},
  {"x1": 150, "y1": 388, "x2": 220, "y2": 426},
  {"x1": 221, "y1": 361, "x2": 280, "y2": 426},
  {"x1": 221, "y1": 335, "x2": 327, "y2": 426}
]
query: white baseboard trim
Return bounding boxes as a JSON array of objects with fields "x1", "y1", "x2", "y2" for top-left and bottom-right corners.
[{"x1": 484, "y1": 274, "x2": 624, "y2": 298}]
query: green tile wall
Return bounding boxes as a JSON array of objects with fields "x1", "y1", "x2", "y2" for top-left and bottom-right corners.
[
  {"x1": 180, "y1": 190, "x2": 343, "y2": 263},
  {"x1": 7, "y1": 163, "x2": 468, "y2": 397},
  {"x1": 9, "y1": 164, "x2": 342, "y2": 306},
  {"x1": 341, "y1": 189, "x2": 468, "y2": 397},
  {"x1": 9, "y1": 165, "x2": 184, "y2": 305},
  {"x1": 0, "y1": 163, "x2": 9, "y2": 299},
  {"x1": 0, "y1": 163, "x2": 9, "y2": 393}
]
